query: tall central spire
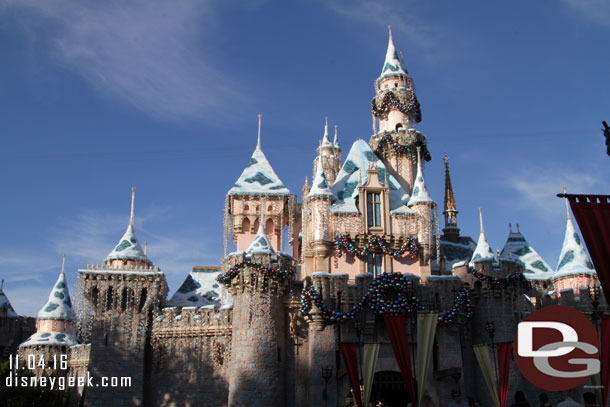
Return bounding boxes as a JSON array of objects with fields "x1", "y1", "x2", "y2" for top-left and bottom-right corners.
[
  {"x1": 381, "y1": 25, "x2": 407, "y2": 76},
  {"x1": 442, "y1": 153, "x2": 460, "y2": 242}
]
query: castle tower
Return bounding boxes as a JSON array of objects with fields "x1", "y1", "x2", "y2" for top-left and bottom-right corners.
[
  {"x1": 469, "y1": 208, "x2": 497, "y2": 267},
  {"x1": 20, "y1": 255, "x2": 79, "y2": 362},
  {"x1": 442, "y1": 153, "x2": 460, "y2": 243},
  {"x1": 407, "y1": 147, "x2": 436, "y2": 271},
  {"x1": 369, "y1": 26, "x2": 427, "y2": 194},
  {"x1": 313, "y1": 118, "x2": 342, "y2": 185},
  {"x1": 227, "y1": 115, "x2": 298, "y2": 257},
  {"x1": 78, "y1": 188, "x2": 167, "y2": 407},
  {"x1": 552, "y1": 197, "x2": 598, "y2": 293},
  {"x1": 304, "y1": 155, "x2": 334, "y2": 274},
  {"x1": 223, "y1": 222, "x2": 296, "y2": 407}
]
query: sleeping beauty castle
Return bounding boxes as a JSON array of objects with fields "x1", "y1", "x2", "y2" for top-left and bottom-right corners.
[{"x1": 4, "y1": 27, "x2": 606, "y2": 407}]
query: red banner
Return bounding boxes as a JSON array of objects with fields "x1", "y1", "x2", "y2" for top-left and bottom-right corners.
[
  {"x1": 497, "y1": 342, "x2": 512, "y2": 407},
  {"x1": 384, "y1": 314, "x2": 417, "y2": 406},
  {"x1": 340, "y1": 343, "x2": 363, "y2": 407},
  {"x1": 566, "y1": 195, "x2": 610, "y2": 299},
  {"x1": 602, "y1": 316, "x2": 610, "y2": 407}
]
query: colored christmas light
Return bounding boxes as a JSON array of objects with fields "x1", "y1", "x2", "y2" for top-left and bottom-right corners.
[
  {"x1": 334, "y1": 234, "x2": 419, "y2": 260},
  {"x1": 371, "y1": 90, "x2": 422, "y2": 123},
  {"x1": 374, "y1": 133, "x2": 432, "y2": 162},
  {"x1": 467, "y1": 267, "x2": 531, "y2": 292},
  {"x1": 217, "y1": 259, "x2": 296, "y2": 285}
]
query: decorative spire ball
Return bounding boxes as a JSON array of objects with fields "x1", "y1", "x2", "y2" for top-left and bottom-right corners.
[{"x1": 257, "y1": 114, "x2": 262, "y2": 149}]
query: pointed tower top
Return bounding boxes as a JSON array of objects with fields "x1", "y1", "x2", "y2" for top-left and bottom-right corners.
[
  {"x1": 246, "y1": 220, "x2": 276, "y2": 255},
  {"x1": 321, "y1": 117, "x2": 333, "y2": 148},
  {"x1": 257, "y1": 114, "x2": 262, "y2": 150},
  {"x1": 61, "y1": 253, "x2": 66, "y2": 275},
  {"x1": 105, "y1": 189, "x2": 152, "y2": 265},
  {"x1": 37, "y1": 264, "x2": 75, "y2": 321},
  {"x1": 333, "y1": 125, "x2": 340, "y2": 149},
  {"x1": 308, "y1": 154, "x2": 333, "y2": 199},
  {"x1": 443, "y1": 153, "x2": 458, "y2": 219},
  {"x1": 381, "y1": 25, "x2": 407, "y2": 77},
  {"x1": 407, "y1": 147, "x2": 433, "y2": 206},
  {"x1": 554, "y1": 197, "x2": 596, "y2": 279},
  {"x1": 470, "y1": 207, "x2": 496, "y2": 265},
  {"x1": 563, "y1": 186, "x2": 571, "y2": 220}
]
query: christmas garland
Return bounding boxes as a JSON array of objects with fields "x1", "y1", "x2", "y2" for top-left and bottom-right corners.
[
  {"x1": 301, "y1": 273, "x2": 473, "y2": 326},
  {"x1": 371, "y1": 90, "x2": 422, "y2": 123},
  {"x1": 300, "y1": 273, "x2": 422, "y2": 323},
  {"x1": 217, "y1": 259, "x2": 296, "y2": 285},
  {"x1": 334, "y1": 234, "x2": 419, "y2": 260},
  {"x1": 467, "y1": 268, "x2": 531, "y2": 292},
  {"x1": 374, "y1": 133, "x2": 432, "y2": 162},
  {"x1": 437, "y1": 288, "x2": 472, "y2": 326}
]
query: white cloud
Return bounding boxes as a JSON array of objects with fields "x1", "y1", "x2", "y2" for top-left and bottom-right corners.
[
  {"x1": 561, "y1": 0, "x2": 610, "y2": 27},
  {"x1": 504, "y1": 166, "x2": 610, "y2": 222},
  {"x1": 1, "y1": 0, "x2": 246, "y2": 121}
]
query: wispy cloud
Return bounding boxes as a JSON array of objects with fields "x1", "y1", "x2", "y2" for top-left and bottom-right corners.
[
  {"x1": 324, "y1": 0, "x2": 448, "y2": 65},
  {"x1": 1, "y1": 0, "x2": 245, "y2": 121},
  {"x1": 503, "y1": 166, "x2": 610, "y2": 222},
  {"x1": 560, "y1": 0, "x2": 610, "y2": 27}
]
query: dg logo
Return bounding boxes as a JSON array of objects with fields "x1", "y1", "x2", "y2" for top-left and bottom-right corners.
[{"x1": 514, "y1": 305, "x2": 600, "y2": 391}]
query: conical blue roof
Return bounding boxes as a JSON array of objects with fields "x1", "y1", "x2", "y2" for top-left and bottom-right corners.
[
  {"x1": 38, "y1": 270, "x2": 74, "y2": 321},
  {"x1": 330, "y1": 139, "x2": 414, "y2": 214},
  {"x1": 470, "y1": 209, "x2": 497, "y2": 266},
  {"x1": 554, "y1": 214, "x2": 596, "y2": 279},
  {"x1": 308, "y1": 157, "x2": 333, "y2": 199},
  {"x1": 501, "y1": 226, "x2": 554, "y2": 280},
  {"x1": 407, "y1": 148, "x2": 433, "y2": 206},
  {"x1": 380, "y1": 26, "x2": 407, "y2": 79},
  {"x1": 228, "y1": 145, "x2": 291, "y2": 196},
  {"x1": 246, "y1": 222, "x2": 276, "y2": 255}
]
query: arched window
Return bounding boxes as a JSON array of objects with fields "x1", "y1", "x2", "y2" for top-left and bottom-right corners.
[
  {"x1": 244, "y1": 204, "x2": 249, "y2": 211},
  {"x1": 242, "y1": 218, "x2": 250, "y2": 233},
  {"x1": 266, "y1": 219, "x2": 274, "y2": 236},
  {"x1": 395, "y1": 123, "x2": 403, "y2": 131}
]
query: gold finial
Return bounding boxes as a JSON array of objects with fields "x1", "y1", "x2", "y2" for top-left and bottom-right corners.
[
  {"x1": 302, "y1": 176, "x2": 310, "y2": 196},
  {"x1": 61, "y1": 253, "x2": 66, "y2": 275},
  {"x1": 257, "y1": 114, "x2": 262, "y2": 149},
  {"x1": 130, "y1": 187, "x2": 136, "y2": 226},
  {"x1": 497, "y1": 248, "x2": 500, "y2": 258},
  {"x1": 443, "y1": 152, "x2": 458, "y2": 227}
]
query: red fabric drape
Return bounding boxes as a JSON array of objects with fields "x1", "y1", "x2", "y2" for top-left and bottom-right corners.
[
  {"x1": 566, "y1": 195, "x2": 610, "y2": 299},
  {"x1": 602, "y1": 316, "x2": 610, "y2": 407},
  {"x1": 497, "y1": 342, "x2": 512, "y2": 407},
  {"x1": 340, "y1": 343, "x2": 363, "y2": 407},
  {"x1": 384, "y1": 314, "x2": 417, "y2": 406}
]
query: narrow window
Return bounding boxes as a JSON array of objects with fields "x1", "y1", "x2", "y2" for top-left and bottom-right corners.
[
  {"x1": 374, "y1": 194, "x2": 381, "y2": 226},
  {"x1": 367, "y1": 192, "x2": 382, "y2": 227},
  {"x1": 367, "y1": 253, "x2": 383, "y2": 276},
  {"x1": 367, "y1": 193, "x2": 374, "y2": 227}
]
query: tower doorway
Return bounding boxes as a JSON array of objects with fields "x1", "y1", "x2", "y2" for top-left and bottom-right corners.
[{"x1": 370, "y1": 371, "x2": 410, "y2": 407}]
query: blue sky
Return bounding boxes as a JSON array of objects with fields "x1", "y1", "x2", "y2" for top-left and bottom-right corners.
[{"x1": 1, "y1": 0, "x2": 609, "y2": 317}]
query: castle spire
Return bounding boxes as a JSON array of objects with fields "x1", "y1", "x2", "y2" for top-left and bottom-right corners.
[
  {"x1": 256, "y1": 114, "x2": 262, "y2": 150},
  {"x1": 105, "y1": 188, "x2": 152, "y2": 266},
  {"x1": 308, "y1": 153, "x2": 333, "y2": 199},
  {"x1": 380, "y1": 25, "x2": 407, "y2": 77},
  {"x1": 407, "y1": 147, "x2": 432, "y2": 206},
  {"x1": 470, "y1": 207, "x2": 496, "y2": 265},
  {"x1": 554, "y1": 187, "x2": 596, "y2": 279},
  {"x1": 333, "y1": 125, "x2": 341, "y2": 149},
  {"x1": 37, "y1": 257, "x2": 75, "y2": 321},
  {"x1": 321, "y1": 117, "x2": 333, "y2": 147},
  {"x1": 441, "y1": 153, "x2": 460, "y2": 242}
]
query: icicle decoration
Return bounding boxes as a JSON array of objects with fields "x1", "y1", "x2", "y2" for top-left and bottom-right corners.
[
  {"x1": 223, "y1": 195, "x2": 231, "y2": 256},
  {"x1": 73, "y1": 272, "x2": 94, "y2": 343}
]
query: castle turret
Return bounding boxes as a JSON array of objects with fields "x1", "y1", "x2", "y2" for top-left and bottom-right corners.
[
  {"x1": 469, "y1": 208, "x2": 497, "y2": 268},
  {"x1": 305, "y1": 155, "x2": 334, "y2": 273},
  {"x1": 227, "y1": 115, "x2": 298, "y2": 257},
  {"x1": 369, "y1": 26, "x2": 428, "y2": 194},
  {"x1": 77, "y1": 189, "x2": 167, "y2": 407},
  {"x1": 223, "y1": 218, "x2": 296, "y2": 407},
  {"x1": 20, "y1": 255, "x2": 79, "y2": 370},
  {"x1": 313, "y1": 118, "x2": 342, "y2": 185},
  {"x1": 552, "y1": 196, "x2": 597, "y2": 293}
]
